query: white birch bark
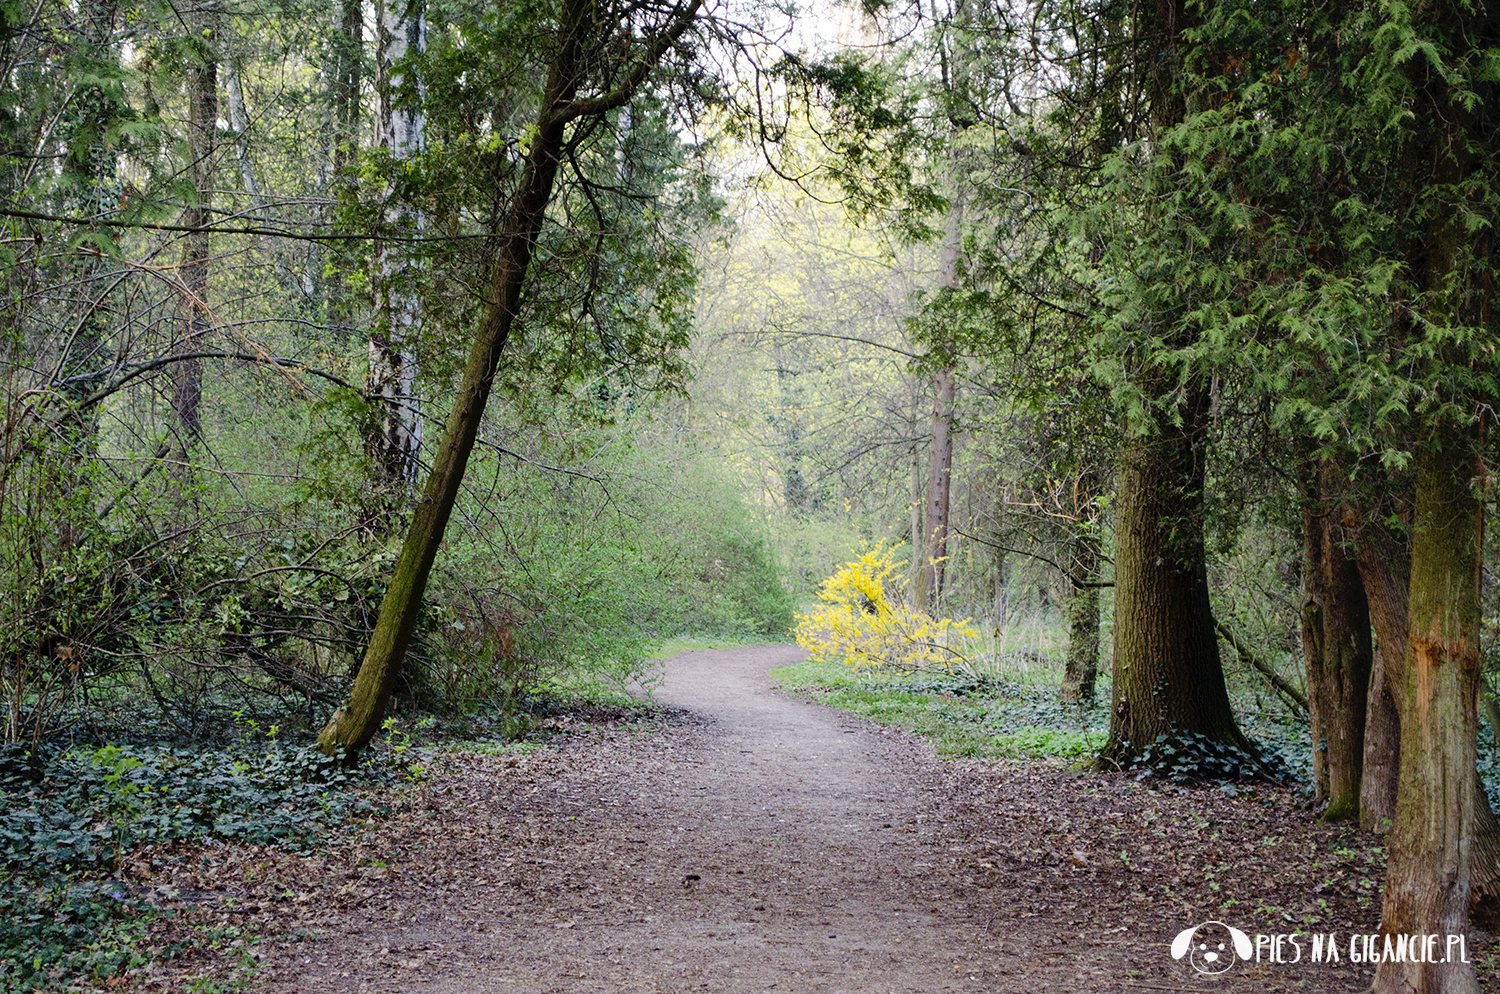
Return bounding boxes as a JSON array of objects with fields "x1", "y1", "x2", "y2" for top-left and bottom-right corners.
[{"x1": 365, "y1": 0, "x2": 425, "y2": 490}]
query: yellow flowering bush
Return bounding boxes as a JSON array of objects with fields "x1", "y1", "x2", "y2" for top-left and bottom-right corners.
[{"x1": 795, "y1": 541, "x2": 979, "y2": 671}]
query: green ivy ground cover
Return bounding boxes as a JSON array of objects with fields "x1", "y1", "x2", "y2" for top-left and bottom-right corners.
[
  {"x1": 0, "y1": 739, "x2": 394, "y2": 991},
  {"x1": 772, "y1": 655, "x2": 1500, "y2": 806}
]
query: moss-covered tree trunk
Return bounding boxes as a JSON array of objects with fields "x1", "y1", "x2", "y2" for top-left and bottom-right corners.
[
  {"x1": 1097, "y1": 385, "x2": 1253, "y2": 767},
  {"x1": 1359, "y1": 509, "x2": 1500, "y2": 917},
  {"x1": 1299, "y1": 462, "x2": 1372, "y2": 822},
  {"x1": 1371, "y1": 442, "x2": 1483, "y2": 994},
  {"x1": 318, "y1": 0, "x2": 704, "y2": 756}
]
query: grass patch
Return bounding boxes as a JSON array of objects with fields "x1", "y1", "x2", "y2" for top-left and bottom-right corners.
[
  {"x1": 647, "y1": 633, "x2": 786, "y2": 658},
  {"x1": 771, "y1": 656, "x2": 1107, "y2": 760}
]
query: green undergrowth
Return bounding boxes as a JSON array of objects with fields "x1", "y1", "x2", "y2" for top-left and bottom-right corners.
[
  {"x1": 774, "y1": 655, "x2": 1500, "y2": 807},
  {"x1": 771, "y1": 655, "x2": 1107, "y2": 760},
  {"x1": 0, "y1": 879, "x2": 155, "y2": 991},
  {"x1": 0, "y1": 735, "x2": 403, "y2": 991},
  {"x1": 773, "y1": 653, "x2": 1327, "y2": 779},
  {"x1": 398, "y1": 669, "x2": 669, "y2": 747}
]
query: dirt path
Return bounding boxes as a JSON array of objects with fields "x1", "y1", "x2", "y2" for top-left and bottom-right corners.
[{"x1": 220, "y1": 646, "x2": 1492, "y2": 993}]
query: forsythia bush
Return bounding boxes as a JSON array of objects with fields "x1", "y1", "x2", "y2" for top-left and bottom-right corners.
[{"x1": 795, "y1": 541, "x2": 979, "y2": 671}]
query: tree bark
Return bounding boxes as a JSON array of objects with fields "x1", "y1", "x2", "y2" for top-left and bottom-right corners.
[
  {"x1": 1097, "y1": 384, "x2": 1255, "y2": 768},
  {"x1": 319, "y1": 0, "x2": 705, "y2": 756},
  {"x1": 1060, "y1": 528, "x2": 1100, "y2": 703},
  {"x1": 1354, "y1": 514, "x2": 1407, "y2": 837},
  {"x1": 922, "y1": 367, "x2": 955, "y2": 609},
  {"x1": 1299, "y1": 460, "x2": 1372, "y2": 822},
  {"x1": 364, "y1": 0, "x2": 425, "y2": 493},
  {"x1": 173, "y1": 5, "x2": 216, "y2": 458},
  {"x1": 1371, "y1": 442, "x2": 1483, "y2": 994},
  {"x1": 1361, "y1": 645, "x2": 1400, "y2": 833},
  {"x1": 222, "y1": 58, "x2": 260, "y2": 205},
  {"x1": 1358, "y1": 509, "x2": 1500, "y2": 914}
]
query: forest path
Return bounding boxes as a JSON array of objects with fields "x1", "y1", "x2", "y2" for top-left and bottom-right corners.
[{"x1": 251, "y1": 646, "x2": 1383, "y2": 993}]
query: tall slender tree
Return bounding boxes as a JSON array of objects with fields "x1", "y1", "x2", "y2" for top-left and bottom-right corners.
[
  {"x1": 320, "y1": 0, "x2": 710, "y2": 755},
  {"x1": 364, "y1": 0, "x2": 425, "y2": 493},
  {"x1": 172, "y1": 1, "x2": 218, "y2": 459}
]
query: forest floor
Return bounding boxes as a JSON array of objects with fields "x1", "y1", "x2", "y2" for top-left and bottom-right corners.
[{"x1": 129, "y1": 645, "x2": 1500, "y2": 993}]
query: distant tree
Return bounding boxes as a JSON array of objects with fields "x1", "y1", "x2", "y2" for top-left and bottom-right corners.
[{"x1": 172, "y1": 0, "x2": 218, "y2": 458}]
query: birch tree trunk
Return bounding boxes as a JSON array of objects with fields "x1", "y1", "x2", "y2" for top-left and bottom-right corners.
[
  {"x1": 222, "y1": 58, "x2": 260, "y2": 205},
  {"x1": 364, "y1": 0, "x2": 425, "y2": 492}
]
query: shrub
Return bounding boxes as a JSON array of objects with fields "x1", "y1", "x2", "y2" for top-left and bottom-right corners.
[
  {"x1": 408, "y1": 431, "x2": 793, "y2": 723},
  {"x1": 795, "y1": 541, "x2": 979, "y2": 671}
]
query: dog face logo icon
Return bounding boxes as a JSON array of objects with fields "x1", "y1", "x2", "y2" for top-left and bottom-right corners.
[{"x1": 1170, "y1": 921, "x2": 1253, "y2": 975}]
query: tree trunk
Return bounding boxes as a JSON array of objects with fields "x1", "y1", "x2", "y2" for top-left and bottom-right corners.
[
  {"x1": 1300, "y1": 460, "x2": 1372, "y2": 822},
  {"x1": 1371, "y1": 442, "x2": 1483, "y2": 994},
  {"x1": 1097, "y1": 384, "x2": 1254, "y2": 768},
  {"x1": 364, "y1": 0, "x2": 425, "y2": 492},
  {"x1": 1060, "y1": 529, "x2": 1100, "y2": 703},
  {"x1": 910, "y1": 439, "x2": 928, "y2": 610},
  {"x1": 922, "y1": 367, "x2": 955, "y2": 610},
  {"x1": 325, "y1": 0, "x2": 363, "y2": 342},
  {"x1": 222, "y1": 58, "x2": 260, "y2": 205},
  {"x1": 1359, "y1": 508, "x2": 1500, "y2": 916},
  {"x1": 1354, "y1": 512, "x2": 1409, "y2": 836},
  {"x1": 173, "y1": 6, "x2": 216, "y2": 460},
  {"x1": 1361, "y1": 645, "x2": 1400, "y2": 833},
  {"x1": 773, "y1": 346, "x2": 809, "y2": 515},
  {"x1": 319, "y1": 0, "x2": 704, "y2": 756},
  {"x1": 922, "y1": 35, "x2": 966, "y2": 611}
]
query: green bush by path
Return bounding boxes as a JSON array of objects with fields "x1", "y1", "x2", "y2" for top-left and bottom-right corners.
[{"x1": 411, "y1": 432, "x2": 793, "y2": 720}]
